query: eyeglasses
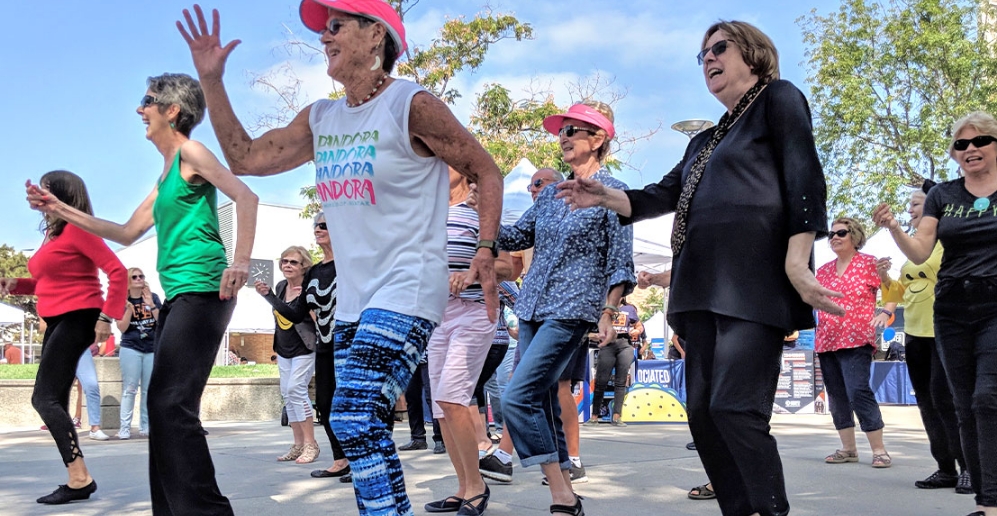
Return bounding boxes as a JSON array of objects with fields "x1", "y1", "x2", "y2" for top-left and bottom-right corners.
[
  {"x1": 325, "y1": 17, "x2": 359, "y2": 35},
  {"x1": 829, "y1": 229, "x2": 851, "y2": 239},
  {"x1": 314, "y1": 222, "x2": 328, "y2": 230},
  {"x1": 131, "y1": 274, "x2": 145, "y2": 280},
  {"x1": 139, "y1": 95, "x2": 160, "y2": 109},
  {"x1": 952, "y1": 135, "x2": 997, "y2": 151},
  {"x1": 697, "y1": 39, "x2": 731, "y2": 65},
  {"x1": 558, "y1": 125, "x2": 597, "y2": 138},
  {"x1": 280, "y1": 258, "x2": 301, "y2": 266},
  {"x1": 527, "y1": 178, "x2": 550, "y2": 192}
]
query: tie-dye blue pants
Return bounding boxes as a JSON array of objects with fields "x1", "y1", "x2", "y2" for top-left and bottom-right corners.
[{"x1": 331, "y1": 309, "x2": 436, "y2": 516}]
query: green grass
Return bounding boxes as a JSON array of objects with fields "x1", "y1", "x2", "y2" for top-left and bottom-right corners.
[
  {"x1": 0, "y1": 363, "x2": 278, "y2": 380},
  {"x1": 0, "y1": 364, "x2": 38, "y2": 380}
]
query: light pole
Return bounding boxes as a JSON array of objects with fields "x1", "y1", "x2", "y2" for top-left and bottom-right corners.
[{"x1": 670, "y1": 119, "x2": 714, "y2": 139}]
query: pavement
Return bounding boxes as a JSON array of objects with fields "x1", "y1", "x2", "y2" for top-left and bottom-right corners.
[{"x1": 0, "y1": 406, "x2": 976, "y2": 516}]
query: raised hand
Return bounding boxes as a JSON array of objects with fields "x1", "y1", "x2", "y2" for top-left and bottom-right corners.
[
  {"x1": 254, "y1": 279, "x2": 271, "y2": 296},
  {"x1": 25, "y1": 180, "x2": 61, "y2": 214},
  {"x1": 871, "y1": 203, "x2": 900, "y2": 231},
  {"x1": 177, "y1": 5, "x2": 241, "y2": 81},
  {"x1": 876, "y1": 257, "x2": 892, "y2": 284},
  {"x1": 142, "y1": 286, "x2": 154, "y2": 306},
  {"x1": 555, "y1": 177, "x2": 608, "y2": 210}
]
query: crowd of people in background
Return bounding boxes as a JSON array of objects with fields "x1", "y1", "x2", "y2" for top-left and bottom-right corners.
[{"x1": 1, "y1": 1, "x2": 996, "y2": 516}]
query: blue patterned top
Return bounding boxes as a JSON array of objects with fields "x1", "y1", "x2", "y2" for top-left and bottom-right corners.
[{"x1": 498, "y1": 168, "x2": 635, "y2": 323}]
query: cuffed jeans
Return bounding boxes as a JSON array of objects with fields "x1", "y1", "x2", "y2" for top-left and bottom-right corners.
[
  {"x1": 119, "y1": 346, "x2": 154, "y2": 433},
  {"x1": 905, "y1": 335, "x2": 963, "y2": 474},
  {"x1": 935, "y1": 277, "x2": 997, "y2": 507},
  {"x1": 818, "y1": 345, "x2": 884, "y2": 432},
  {"x1": 677, "y1": 311, "x2": 789, "y2": 516},
  {"x1": 502, "y1": 319, "x2": 590, "y2": 469}
]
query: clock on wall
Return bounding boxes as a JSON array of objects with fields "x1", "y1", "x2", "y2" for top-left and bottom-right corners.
[{"x1": 247, "y1": 258, "x2": 274, "y2": 287}]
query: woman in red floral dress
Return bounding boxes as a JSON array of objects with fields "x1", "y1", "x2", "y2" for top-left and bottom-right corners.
[{"x1": 815, "y1": 217, "x2": 892, "y2": 468}]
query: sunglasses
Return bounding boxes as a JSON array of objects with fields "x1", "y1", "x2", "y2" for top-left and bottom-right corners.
[
  {"x1": 558, "y1": 125, "x2": 597, "y2": 138},
  {"x1": 952, "y1": 135, "x2": 997, "y2": 151},
  {"x1": 829, "y1": 229, "x2": 851, "y2": 239},
  {"x1": 314, "y1": 222, "x2": 328, "y2": 230},
  {"x1": 139, "y1": 95, "x2": 160, "y2": 109},
  {"x1": 280, "y1": 258, "x2": 301, "y2": 266},
  {"x1": 528, "y1": 178, "x2": 550, "y2": 192},
  {"x1": 325, "y1": 17, "x2": 359, "y2": 36},
  {"x1": 131, "y1": 274, "x2": 145, "y2": 280},
  {"x1": 697, "y1": 39, "x2": 731, "y2": 65}
]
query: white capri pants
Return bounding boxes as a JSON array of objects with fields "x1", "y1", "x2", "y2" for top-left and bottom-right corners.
[{"x1": 278, "y1": 354, "x2": 316, "y2": 423}]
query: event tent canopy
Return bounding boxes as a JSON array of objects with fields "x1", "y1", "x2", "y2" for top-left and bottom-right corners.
[{"x1": 0, "y1": 302, "x2": 25, "y2": 325}]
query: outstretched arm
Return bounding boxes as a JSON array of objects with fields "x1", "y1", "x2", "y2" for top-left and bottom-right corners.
[
  {"x1": 26, "y1": 181, "x2": 155, "y2": 246},
  {"x1": 177, "y1": 5, "x2": 314, "y2": 177}
]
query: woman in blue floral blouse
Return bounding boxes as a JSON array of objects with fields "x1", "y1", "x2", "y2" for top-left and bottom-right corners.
[{"x1": 498, "y1": 100, "x2": 635, "y2": 516}]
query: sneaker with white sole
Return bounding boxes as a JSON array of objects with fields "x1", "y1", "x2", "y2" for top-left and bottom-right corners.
[
  {"x1": 89, "y1": 429, "x2": 110, "y2": 441},
  {"x1": 117, "y1": 428, "x2": 131, "y2": 440},
  {"x1": 542, "y1": 464, "x2": 588, "y2": 485},
  {"x1": 479, "y1": 454, "x2": 513, "y2": 483}
]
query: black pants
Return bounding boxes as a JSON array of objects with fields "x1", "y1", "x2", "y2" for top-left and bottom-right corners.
[
  {"x1": 678, "y1": 311, "x2": 788, "y2": 516},
  {"x1": 935, "y1": 278, "x2": 997, "y2": 507},
  {"x1": 590, "y1": 338, "x2": 636, "y2": 418},
  {"x1": 314, "y1": 347, "x2": 346, "y2": 460},
  {"x1": 474, "y1": 343, "x2": 510, "y2": 413},
  {"x1": 405, "y1": 361, "x2": 442, "y2": 443},
  {"x1": 33, "y1": 309, "x2": 100, "y2": 466},
  {"x1": 148, "y1": 293, "x2": 235, "y2": 516},
  {"x1": 818, "y1": 346, "x2": 884, "y2": 432},
  {"x1": 906, "y1": 334, "x2": 964, "y2": 474}
]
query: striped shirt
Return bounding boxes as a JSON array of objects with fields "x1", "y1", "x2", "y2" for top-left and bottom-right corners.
[{"x1": 447, "y1": 203, "x2": 483, "y2": 301}]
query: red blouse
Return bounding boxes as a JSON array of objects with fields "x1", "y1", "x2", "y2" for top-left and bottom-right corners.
[
  {"x1": 11, "y1": 224, "x2": 127, "y2": 319},
  {"x1": 815, "y1": 252, "x2": 880, "y2": 353}
]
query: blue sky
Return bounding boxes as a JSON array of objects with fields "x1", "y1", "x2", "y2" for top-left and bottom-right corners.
[{"x1": 1, "y1": 0, "x2": 840, "y2": 252}]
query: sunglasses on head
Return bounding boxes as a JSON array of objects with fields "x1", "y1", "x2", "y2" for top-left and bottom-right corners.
[
  {"x1": 829, "y1": 229, "x2": 851, "y2": 239},
  {"x1": 952, "y1": 135, "x2": 997, "y2": 151},
  {"x1": 558, "y1": 125, "x2": 597, "y2": 138},
  {"x1": 280, "y1": 258, "x2": 301, "y2": 266},
  {"x1": 697, "y1": 39, "x2": 731, "y2": 65},
  {"x1": 314, "y1": 222, "x2": 328, "y2": 230},
  {"x1": 139, "y1": 95, "x2": 160, "y2": 109},
  {"x1": 131, "y1": 274, "x2": 145, "y2": 280}
]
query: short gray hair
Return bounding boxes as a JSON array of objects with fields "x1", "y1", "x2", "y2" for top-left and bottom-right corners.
[
  {"x1": 312, "y1": 212, "x2": 326, "y2": 223},
  {"x1": 147, "y1": 73, "x2": 205, "y2": 137}
]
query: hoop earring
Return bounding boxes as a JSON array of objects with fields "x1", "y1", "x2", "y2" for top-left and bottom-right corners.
[{"x1": 370, "y1": 55, "x2": 382, "y2": 71}]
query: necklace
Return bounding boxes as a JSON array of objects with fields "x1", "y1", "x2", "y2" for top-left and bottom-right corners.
[{"x1": 347, "y1": 74, "x2": 389, "y2": 108}]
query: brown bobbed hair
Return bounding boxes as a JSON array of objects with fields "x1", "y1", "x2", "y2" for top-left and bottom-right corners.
[
  {"x1": 832, "y1": 217, "x2": 868, "y2": 250},
  {"x1": 702, "y1": 20, "x2": 780, "y2": 85},
  {"x1": 38, "y1": 170, "x2": 94, "y2": 238}
]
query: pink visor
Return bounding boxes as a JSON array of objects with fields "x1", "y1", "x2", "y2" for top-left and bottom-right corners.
[
  {"x1": 543, "y1": 103, "x2": 615, "y2": 140},
  {"x1": 299, "y1": 0, "x2": 407, "y2": 58}
]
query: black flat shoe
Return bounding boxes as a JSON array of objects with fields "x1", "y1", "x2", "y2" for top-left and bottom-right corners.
[
  {"x1": 550, "y1": 494, "x2": 584, "y2": 515},
  {"x1": 457, "y1": 485, "x2": 489, "y2": 515},
  {"x1": 310, "y1": 465, "x2": 351, "y2": 478},
  {"x1": 339, "y1": 472, "x2": 352, "y2": 483},
  {"x1": 37, "y1": 480, "x2": 97, "y2": 505},
  {"x1": 425, "y1": 495, "x2": 463, "y2": 513}
]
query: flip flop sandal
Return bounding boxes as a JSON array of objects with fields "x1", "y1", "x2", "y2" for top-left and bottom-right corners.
[{"x1": 688, "y1": 483, "x2": 716, "y2": 500}]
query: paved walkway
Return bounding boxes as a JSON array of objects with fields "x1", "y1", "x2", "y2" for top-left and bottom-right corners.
[{"x1": 0, "y1": 407, "x2": 974, "y2": 515}]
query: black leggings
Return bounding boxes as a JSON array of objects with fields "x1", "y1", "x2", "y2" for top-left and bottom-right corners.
[
  {"x1": 590, "y1": 338, "x2": 636, "y2": 418},
  {"x1": 33, "y1": 309, "x2": 100, "y2": 466},
  {"x1": 315, "y1": 347, "x2": 346, "y2": 460},
  {"x1": 148, "y1": 293, "x2": 235, "y2": 516},
  {"x1": 905, "y1": 335, "x2": 964, "y2": 474},
  {"x1": 474, "y1": 343, "x2": 510, "y2": 413}
]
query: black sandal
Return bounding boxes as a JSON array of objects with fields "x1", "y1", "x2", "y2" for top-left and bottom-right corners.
[
  {"x1": 688, "y1": 483, "x2": 716, "y2": 500},
  {"x1": 456, "y1": 485, "x2": 490, "y2": 515},
  {"x1": 550, "y1": 494, "x2": 584, "y2": 515}
]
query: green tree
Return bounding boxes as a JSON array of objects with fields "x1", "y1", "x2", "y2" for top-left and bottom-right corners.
[
  {"x1": 637, "y1": 287, "x2": 664, "y2": 322},
  {"x1": 0, "y1": 244, "x2": 37, "y2": 341},
  {"x1": 799, "y1": 0, "x2": 997, "y2": 225}
]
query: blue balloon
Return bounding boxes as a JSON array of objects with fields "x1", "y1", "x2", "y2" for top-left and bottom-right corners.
[{"x1": 882, "y1": 328, "x2": 896, "y2": 341}]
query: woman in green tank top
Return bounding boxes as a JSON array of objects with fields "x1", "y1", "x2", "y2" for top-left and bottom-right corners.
[{"x1": 26, "y1": 73, "x2": 258, "y2": 515}]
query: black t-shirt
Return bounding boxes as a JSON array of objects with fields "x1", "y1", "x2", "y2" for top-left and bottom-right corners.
[
  {"x1": 265, "y1": 260, "x2": 337, "y2": 353},
  {"x1": 667, "y1": 336, "x2": 685, "y2": 360},
  {"x1": 269, "y1": 280, "x2": 316, "y2": 359},
  {"x1": 924, "y1": 177, "x2": 997, "y2": 281},
  {"x1": 120, "y1": 294, "x2": 161, "y2": 354}
]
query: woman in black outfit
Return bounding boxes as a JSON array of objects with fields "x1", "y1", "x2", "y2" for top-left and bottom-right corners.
[
  {"x1": 557, "y1": 20, "x2": 843, "y2": 516},
  {"x1": 255, "y1": 214, "x2": 350, "y2": 481}
]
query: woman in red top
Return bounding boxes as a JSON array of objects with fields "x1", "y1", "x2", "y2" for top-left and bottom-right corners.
[
  {"x1": 815, "y1": 217, "x2": 891, "y2": 468},
  {"x1": 0, "y1": 170, "x2": 127, "y2": 505}
]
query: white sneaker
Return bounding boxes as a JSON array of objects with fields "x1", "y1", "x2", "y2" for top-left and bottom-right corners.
[
  {"x1": 89, "y1": 429, "x2": 110, "y2": 441},
  {"x1": 139, "y1": 430, "x2": 149, "y2": 437},
  {"x1": 117, "y1": 428, "x2": 131, "y2": 440}
]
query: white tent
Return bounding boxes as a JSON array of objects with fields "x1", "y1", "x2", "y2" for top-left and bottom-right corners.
[
  {"x1": 632, "y1": 214, "x2": 674, "y2": 273},
  {"x1": 502, "y1": 158, "x2": 537, "y2": 225},
  {"x1": 643, "y1": 311, "x2": 666, "y2": 340},
  {"x1": 0, "y1": 302, "x2": 24, "y2": 325}
]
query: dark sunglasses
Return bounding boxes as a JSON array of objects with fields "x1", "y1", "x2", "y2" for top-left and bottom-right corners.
[
  {"x1": 697, "y1": 39, "x2": 731, "y2": 65},
  {"x1": 828, "y1": 229, "x2": 851, "y2": 239},
  {"x1": 139, "y1": 95, "x2": 160, "y2": 109},
  {"x1": 314, "y1": 222, "x2": 328, "y2": 230},
  {"x1": 131, "y1": 274, "x2": 145, "y2": 280},
  {"x1": 280, "y1": 258, "x2": 301, "y2": 266},
  {"x1": 325, "y1": 17, "x2": 359, "y2": 36},
  {"x1": 528, "y1": 178, "x2": 549, "y2": 192},
  {"x1": 559, "y1": 125, "x2": 597, "y2": 138},
  {"x1": 952, "y1": 135, "x2": 997, "y2": 151}
]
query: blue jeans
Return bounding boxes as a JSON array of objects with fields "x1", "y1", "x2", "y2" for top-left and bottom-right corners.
[
  {"x1": 818, "y1": 346, "x2": 884, "y2": 432},
  {"x1": 76, "y1": 350, "x2": 101, "y2": 426},
  {"x1": 502, "y1": 319, "x2": 589, "y2": 469},
  {"x1": 119, "y1": 346, "x2": 154, "y2": 433},
  {"x1": 331, "y1": 309, "x2": 435, "y2": 516}
]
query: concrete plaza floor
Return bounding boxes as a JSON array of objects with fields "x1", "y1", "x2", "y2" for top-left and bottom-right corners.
[{"x1": 0, "y1": 406, "x2": 976, "y2": 515}]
